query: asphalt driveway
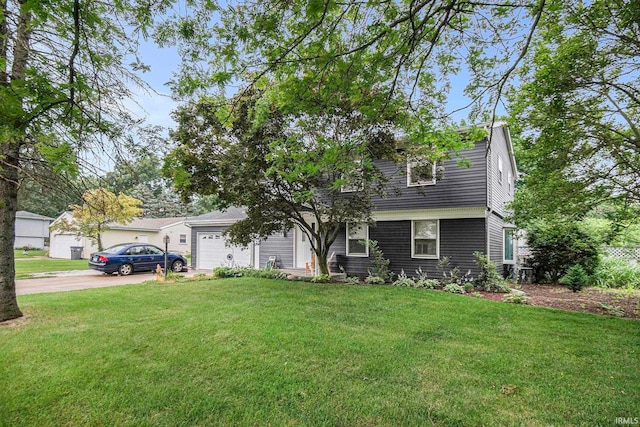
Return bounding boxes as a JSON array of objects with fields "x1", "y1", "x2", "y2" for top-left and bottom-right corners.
[{"x1": 16, "y1": 269, "x2": 206, "y2": 295}]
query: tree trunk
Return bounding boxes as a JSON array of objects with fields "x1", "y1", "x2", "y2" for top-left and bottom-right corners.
[{"x1": 0, "y1": 139, "x2": 23, "y2": 322}]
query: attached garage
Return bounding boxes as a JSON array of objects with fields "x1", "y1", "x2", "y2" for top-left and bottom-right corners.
[
  {"x1": 186, "y1": 208, "x2": 260, "y2": 271},
  {"x1": 196, "y1": 232, "x2": 252, "y2": 269}
]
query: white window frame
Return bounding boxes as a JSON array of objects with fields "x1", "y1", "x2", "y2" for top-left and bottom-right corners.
[
  {"x1": 497, "y1": 156, "x2": 504, "y2": 184},
  {"x1": 411, "y1": 219, "x2": 439, "y2": 259},
  {"x1": 346, "y1": 222, "x2": 369, "y2": 257},
  {"x1": 503, "y1": 228, "x2": 515, "y2": 264},
  {"x1": 407, "y1": 159, "x2": 437, "y2": 187},
  {"x1": 341, "y1": 159, "x2": 363, "y2": 193},
  {"x1": 179, "y1": 234, "x2": 187, "y2": 245},
  {"x1": 507, "y1": 171, "x2": 513, "y2": 194}
]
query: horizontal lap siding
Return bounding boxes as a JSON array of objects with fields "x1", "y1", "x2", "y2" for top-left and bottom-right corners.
[
  {"x1": 259, "y1": 231, "x2": 294, "y2": 268},
  {"x1": 373, "y1": 141, "x2": 488, "y2": 211},
  {"x1": 488, "y1": 213, "x2": 504, "y2": 272},
  {"x1": 333, "y1": 219, "x2": 486, "y2": 279}
]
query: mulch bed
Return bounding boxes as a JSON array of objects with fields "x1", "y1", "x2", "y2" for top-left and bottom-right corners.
[{"x1": 475, "y1": 284, "x2": 640, "y2": 319}]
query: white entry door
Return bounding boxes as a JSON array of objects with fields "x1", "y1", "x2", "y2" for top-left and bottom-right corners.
[
  {"x1": 197, "y1": 232, "x2": 251, "y2": 270},
  {"x1": 295, "y1": 224, "x2": 315, "y2": 268}
]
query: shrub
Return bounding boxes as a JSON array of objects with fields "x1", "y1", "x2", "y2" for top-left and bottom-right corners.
[
  {"x1": 213, "y1": 266, "x2": 240, "y2": 278},
  {"x1": 473, "y1": 251, "x2": 508, "y2": 292},
  {"x1": 598, "y1": 302, "x2": 626, "y2": 317},
  {"x1": 392, "y1": 270, "x2": 415, "y2": 287},
  {"x1": 527, "y1": 220, "x2": 600, "y2": 283},
  {"x1": 559, "y1": 264, "x2": 589, "y2": 292},
  {"x1": 590, "y1": 256, "x2": 640, "y2": 289},
  {"x1": 443, "y1": 283, "x2": 465, "y2": 294},
  {"x1": 344, "y1": 276, "x2": 362, "y2": 285},
  {"x1": 365, "y1": 275, "x2": 385, "y2": 285},
  {"x1": 502, "y1": 293, "x2": 530, "y2": 304},
  {"x1": 367, "y1": 240, "x2": 393, "y2": 282},
  {"x1": 415, "y1": 279, "x2": 440, "y2": 289},
  {"x1": 310, "y1": 274, "x2": 331, "y2": 283},
  {"x1": 437, "y1": 257, "x2": 472, "y2": 286},
  {"x1": 463, "y1": 282, "x2": 474, "y2": 293}
]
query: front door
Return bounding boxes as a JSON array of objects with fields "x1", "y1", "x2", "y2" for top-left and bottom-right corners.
[{"x1": 295, "y1": 223, "x2": 315, "y2": 268}]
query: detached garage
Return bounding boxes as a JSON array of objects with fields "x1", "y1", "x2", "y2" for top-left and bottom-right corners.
[{"x1": 186, "y1": 208, "x2": 259, "y2": 270}]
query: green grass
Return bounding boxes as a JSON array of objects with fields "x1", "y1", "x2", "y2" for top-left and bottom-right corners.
[
  {"x1": 14, "y1": 249, "x2": 48, "y2": 258},
  {"x1": 2, "y1": 279, "x2": 639, "y2": 426},
  {"x1": 15, "y1": 258, "x2": 88, "y2": 279}
]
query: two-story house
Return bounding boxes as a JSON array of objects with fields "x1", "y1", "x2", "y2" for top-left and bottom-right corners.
[{"x1": 187, "y1": 122, "x2": 518, "y2": 278}]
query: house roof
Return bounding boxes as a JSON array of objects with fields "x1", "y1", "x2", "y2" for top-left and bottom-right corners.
[
  {"x1": 184, "y1": 207, "x2": 247, "y2": 227},
  {"x1": 107, "y1": 217, "x2": 187, "y2": 232},
  {"x1": 16, "y1": 211, "x2": 54, "y2": 221}
]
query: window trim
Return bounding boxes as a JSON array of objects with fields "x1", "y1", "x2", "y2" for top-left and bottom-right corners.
[
  {"x1": 411, "y1": 219, "x2": 439, "y2": 259},
  {"x1": 507, "y1": 171, "x2": 513, "y2": 194},
  {"x1": 503, "y1": 228, "x2": 516, "y2": 264},
  {"x1": 179, "y1": 234, "x2": 187, "y2": 245},
  {"x1": 346, "y1": 222, "x2": 369, "y2": 257},
  {"x1": 497, "y1": 156, "x2": 504, "y2": 184},
  {"x1": 341, "y1": 159, "x2": 363, "y2": 193},
  {"x1": 407, "y1": 159, "x2": 437, "y2": 187}
]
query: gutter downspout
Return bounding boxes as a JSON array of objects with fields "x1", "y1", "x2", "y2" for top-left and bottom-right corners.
[{"x1": 485, "y1": 135, "x2": 493, "y2": 260}]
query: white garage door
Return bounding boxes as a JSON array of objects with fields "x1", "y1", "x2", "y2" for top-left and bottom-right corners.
[
  {"x1": 197, "y1": 232, "x2": 252, "y2": 270},
  {"x1": 50, "y1": 234, "x2": 83, "y2": 259}
]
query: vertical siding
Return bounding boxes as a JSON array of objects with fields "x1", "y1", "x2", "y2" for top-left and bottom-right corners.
[
  {"x1": 259, "y1": 230, "x2": 294, "y2": 268},
  {"x1": 371, "y1": 140, "x2": 488, "y2": 211},
  {"x1": 189, "y1": 225, "x2": 229, "y2": 269},
  {"x1": 332, "y1": 219, "x2": 486, "y2": 279},
  {"x1": 488, "y1": 126, "x2": 515, "y2": 218}
]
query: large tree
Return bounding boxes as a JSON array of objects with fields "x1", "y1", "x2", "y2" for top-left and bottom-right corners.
[
  {"x1": 53, "y1": 188, "x2": 143, "y2": 251},
  {"x1": 167, "y1": 89, "x2": 401, "y2": 275},
  {"x1": 509, "y1": 0, "x2": 640, "y2": 225},
  {"x1": 0, "y1": 1, "x2": 168, "y2": 321}
]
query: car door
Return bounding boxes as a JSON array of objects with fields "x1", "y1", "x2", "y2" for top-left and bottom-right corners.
[
  {"x1": 144, "y1": 245, "x2": 165, "y2": 271},
  {"x1": 123, "y1": 245, "x2": 147, "y2": 271}
]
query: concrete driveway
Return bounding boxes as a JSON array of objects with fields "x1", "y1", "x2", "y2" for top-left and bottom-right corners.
[{"x1": 16, "y1": 269, "x2": 207, "y2": 296}]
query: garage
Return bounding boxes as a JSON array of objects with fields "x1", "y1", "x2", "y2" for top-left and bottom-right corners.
[
  {"x1": 49, "y1": 234, "x2": 85, "y2": 259},
  {"x1": 196, "y1": 231, "x2": 252, "y2": 270}
]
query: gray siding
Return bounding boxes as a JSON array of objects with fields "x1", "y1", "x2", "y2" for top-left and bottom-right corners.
[
  {"x1": 488, "y1": 127, "x2": 515, "y2": 217},
  {"x1": 189, "y1": 225, "x2": 229, "y2": 269},
  {"x1": 371, "y1": 140, "x2": 488, "y2": 211},
  {"x1": 259, "y1": 231, "x2": 294, "y2": 268},
  {"x1": 488, "y1": 213, "x2": 504, "y2": 272},
  {"x1": 332, "y1": 218, "x2": 486, "y2": 279}
]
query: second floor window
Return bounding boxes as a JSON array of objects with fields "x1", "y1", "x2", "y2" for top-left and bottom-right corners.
[
  {"x1": 498, "y1": 156, "x2": 504, "y2": 184},
  {"x1": 346, "y1": 223, "x2": 369, "y2": 256},
  {"x1": 407, "y1": 160, "x2": 437, "y2": 186}
]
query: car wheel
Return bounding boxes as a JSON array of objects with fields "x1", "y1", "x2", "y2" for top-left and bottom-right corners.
[
  {"x1": 118, "y1": 263, "x2": 133, "y2": 276},
  {"x1": 171, "y1": 260, "x2": 184, "y2": 272}
]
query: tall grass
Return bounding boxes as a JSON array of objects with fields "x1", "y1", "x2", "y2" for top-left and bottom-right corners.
[{"x1": 590, "y1": 256, "x2": 640, "y2": 289}]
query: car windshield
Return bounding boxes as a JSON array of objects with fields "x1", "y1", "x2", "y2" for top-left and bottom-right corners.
[{"x1": 103, "y1": 244, "x2": 129, "y2": 254}]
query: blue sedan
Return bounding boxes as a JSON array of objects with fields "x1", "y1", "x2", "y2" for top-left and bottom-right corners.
[{"x1": 89, "y1": 243, "x2": 188, "y2": 276}]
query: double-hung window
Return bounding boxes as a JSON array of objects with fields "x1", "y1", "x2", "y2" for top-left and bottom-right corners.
[
  {"x1": 179, "y1": 234, "x2": 187, "y2": 244},
  {"x1": 407, "y1": 159, "x2": 437, "y2": 186},
  {"x1": 346, "y1": 223, "x2": 369, "y2": 256},
  {"x1": 497, "y1": 156, "x2": 504, "y2": 184},
  {"x1": 412, "y1": 220, "x2": 439, "y2": 258}
]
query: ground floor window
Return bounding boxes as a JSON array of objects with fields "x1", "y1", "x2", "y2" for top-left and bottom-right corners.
[
  {"x1": 347, "y1": 223, "x2": 369, "y2": 256},
  {"x1": 412, "y1": 219, "x2": 438, "y2": 258},
  {"x1": 179, "y1": 234, "x2": 187, "y2": 244},
  {"x1": 504, "y1": 228, "x2": 515, "y2": 263}
]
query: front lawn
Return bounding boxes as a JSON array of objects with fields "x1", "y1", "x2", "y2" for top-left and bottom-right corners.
[
  {"x1": 15, "y1": 258, "x2": 88, "y2": 279},
  {"x1": 1, "y1": 278, "x2": 638, "y2": 426},
  {"x1": 14, "y1": 249, "x2": 48, "y2": 258}
]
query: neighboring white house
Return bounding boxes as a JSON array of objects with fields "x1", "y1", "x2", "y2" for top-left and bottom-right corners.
[
  {"x1": 49, "y1": 213, "x2": 191, "y2": 259},
  {"x1": 15, "y1": 211, "x2": 54, "y2": 249}
]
